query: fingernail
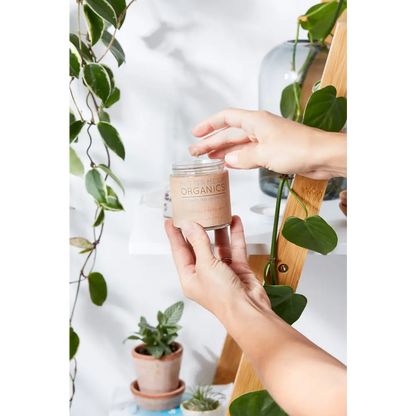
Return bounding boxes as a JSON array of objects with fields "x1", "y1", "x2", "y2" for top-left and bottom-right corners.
[
  {"x1": 225, "y1": 151, "x2": 239, "y2": 166},
  {"x1": 181, "y1": 220, "x2": 194, "y2": 236},
  {"x1": 188, "y1": 146, "x2": 199, "y2": 157}
]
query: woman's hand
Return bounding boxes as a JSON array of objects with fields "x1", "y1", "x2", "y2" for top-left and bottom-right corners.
[
  {"x1": 164, "y1": 215, "x2": 271, "y2": 319},
  {"x1": 189, "y1": 108, "x2": 347, "y2": 180}
]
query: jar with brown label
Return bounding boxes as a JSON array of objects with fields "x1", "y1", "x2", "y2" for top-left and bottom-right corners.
[{"x1": 170, "y1": 159, "x2": 232, "y2": 230}]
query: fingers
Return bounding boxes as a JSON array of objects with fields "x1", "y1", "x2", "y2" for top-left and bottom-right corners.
[
  {"x1": 339, "y1": 190, "x2": 347, "y2": 205},
  {"x1": 180, "y1": 221, "x2": 214, "y2": 264},
  {"x1": 230, "y1": 216, "x2": 248, "y2": 265},
  {"x1": 224, "y1": 146, "x2": 264, "y2": 169},
  {"x1": 214, "y1": 227, "x2": 232, "y2": 260},
  {"x1": 208, "y1": 142, "x2": 258, "y2": 161},
  {"x1": 189, "y1": 127, "x2": 250, "y2": 157},
  {"x1": 165, "y1": 219, "x2": 196, "y2": 279},
  {"x1": 192, "y1": 108, "x2": 254, "y2": 137}
]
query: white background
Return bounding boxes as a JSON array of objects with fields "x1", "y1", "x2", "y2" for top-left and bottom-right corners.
[{"x1": 68, "y1": 1, "x2": 346, "y2": 415}]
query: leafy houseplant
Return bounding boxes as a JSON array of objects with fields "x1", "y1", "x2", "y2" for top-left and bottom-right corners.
[
  {"x1": 181, "y1": 385, "x2": 225, "y2": 416},
  {"x1": 230, "y1": 2, "x2": 347, "y2": 414},
  {"x1": 126, "y1": 301, "x2": 185, "y2": 395},
  {"x1": 69, "y1": 0, "x2": 136, "y2": 407}
]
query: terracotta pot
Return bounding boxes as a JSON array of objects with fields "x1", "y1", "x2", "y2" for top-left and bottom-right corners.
[
  {"x1": 180, "y1": 401, "x2": 223, "y2": 416},
  {"x1": 130, "y1": 379, "x2": 185, "y2": 411},
  {"x1": 131, "y1": 342, "x2": 183, "y2": 394}
]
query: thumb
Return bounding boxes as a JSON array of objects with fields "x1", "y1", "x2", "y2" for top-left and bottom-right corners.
[
  {"x1": 181, "y1": 221, "x2": 214, "y2": 264},
  {"x1": 225, "y1": 147, "x2": 263, "y2": 169}
]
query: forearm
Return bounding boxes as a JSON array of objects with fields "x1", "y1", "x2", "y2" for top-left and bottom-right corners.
[{"x1": 218, "y1": 297, "x2": 346, "y2": 416}]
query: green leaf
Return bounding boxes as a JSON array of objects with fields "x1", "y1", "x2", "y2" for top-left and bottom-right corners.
[
  {"x1": 101, "y1": 31, "x2": 126, "y2": 67},
  {"x1": 157, "y1": 311, "x2": 167, "y2": 325},
  {"x1": 69, "y1": 42, "x2": 82, "y2": 78},
  {"x1": 85, "y1": 0, "x2": 117, "y2": 27},
  {"x1": 123, "y1": 335, "x2": 140, "y2": 344},
  {"x1": 229, "y1": 390, "x2": 287, "y2": 416},
  {"x1": 98, "y1": 106, "x2": 111, "y2": 123},
  {"x1": 84, "y1": 4, "x2": 105, "y2": 46},
  {"x1": 92, "y1": 207, "x2": 105, "y2": 227},
  {"x1": 280, "y1": 82, "x2": 301, "y2": 119},
  {"x1": 97, "y1": 164, "x2": 125, "y2": 194},
  {"x1": 164, "y1": 301, "x2": 184, "y2": 325},
  {"x1": 300, "y1": 1, "x2": 347, "y2": 42},
  {"x1": 85, "y1": 169, "x2": 108, "y2": 203},
  {"x1": 88, "y1": 272, "x2": 107, "y2": 306},
  {"x1": 104, "y1": 87, "x2": 120, "y2": 108},
  {"x1": 79, "y1": 248, "x2": 94, "y2": 254},
  {"x1": 97, "y1": 122, "x2": 125, "y2": 160},
  {"x1": 70, "y1": 108, "x2": 76, "y2": 124},
  {"x1": 83, "y1": 63, "x2": 112, "y2": 103},
  {"x1": 101, "y1": 195, "x2": 124, "y2": 211},
  {"x1": 70, "y1": 327, "x2": 80, "y2": 360},
  {"x1": 70, "y1": 237, "x2": 94, "y2": 249},
  {"x1": 70, "y1": 147, "x2": 84, "y2": 177},
  {"x1": 147, "y1": 345, "x2": 165, "y2": 359},
  {"x1": 70, "y1": 120, "x2": 86, "y2": 144},
  {"x1": 108, "y1": 0, "x2": 127, "y2": 27},
  {"x1": 101, "y1": 64, "x2": 115, "y2": 92},
  {"x1": 282, "y1": 215, "x2": 338, "y2": 255},
  {"x1": 263, "y1": 285, "x2": 307, "y2": 325},
  {"x1": 302, "y1": 85, "x2": 347, "y2": 132},
  {"x1": 70, "y1": 33, "x2": 93, "y2": 62}
]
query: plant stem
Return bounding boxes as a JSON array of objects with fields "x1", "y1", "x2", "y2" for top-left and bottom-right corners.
[
  {"x1": 70, "y1": 78, "x2": 84, "y2": 121},
  {"x1": 77, "y1": 2, "x2": 83, "y2": 62},
  {"x1": 267, "y1": 178, "x2": 286, "y2": 285},
  {"x1": 86, "y1": 124, "x2": 95, "y2": 166},
  {"x1": 285, "y1": 179, "x2": 308, "y2": 218},
  {"x1": 69, "y1": 357, "x2": 77, "y2": 407}
]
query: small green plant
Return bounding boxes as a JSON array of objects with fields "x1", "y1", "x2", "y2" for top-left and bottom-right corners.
[
  {"x1": 124, "y1": 301, "x2": 184, "y2": 358},
  {"x1": 183, "y1": 385, "x2": 225, "y2": 412}
]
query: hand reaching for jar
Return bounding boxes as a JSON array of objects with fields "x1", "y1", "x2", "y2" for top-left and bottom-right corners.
[{"x1": 189, "y1": 108, "x2": 347, "y2": 180}]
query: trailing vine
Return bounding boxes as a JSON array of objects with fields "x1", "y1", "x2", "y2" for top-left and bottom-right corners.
[{"x1": 69, "y1": 0, "x2": 136, "y2": 407}]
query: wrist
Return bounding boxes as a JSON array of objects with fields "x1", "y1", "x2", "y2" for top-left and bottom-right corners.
[{"x1": 309, "y1": 130, "x2": 347, "y2": 178}]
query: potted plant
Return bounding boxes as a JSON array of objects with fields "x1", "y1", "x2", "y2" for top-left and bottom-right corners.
[
  {"x1": 124, "y1": 301, "x2": 185, "y2": 395},
  {"x1": 181, "y1": 385, "x2": 225, "y2": 416}
]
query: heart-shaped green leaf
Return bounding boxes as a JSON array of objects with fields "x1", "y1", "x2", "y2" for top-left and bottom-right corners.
[
  {"x1": 88, "y1": 272, "x2": 107, "y2": 306},
  {"x1": 280, "y1": 82, "x2": 301, "y2": 119},
  {"x1": 85, "y1": 0, "x2": 117, "y2": 27},
  {"x1": 70, "y1": 237, "x2": 94, "y2": 249},
  {"x1": 97, "y1": 122, "x2": 125, "y2": 160},
  {"x1": 83, "y1": 4, "x2": 105, "y2": 46},
  {"x1": 229, "y1": 390, "x2": 288, "y2": 416},
  {"x1": 303, "y1": 85, "x2": 347, "y2": 132},
  {"x1": 164, "y1": 301, "x2": 184, "y2": 325},
  {"x1": 101, "y1": 31, "x2": 126, "y2": 67},
  {"x1": 83, "y1": 63, "x2": 112, "y2": 103},
  {"x1": 85, "y1": 169, "x2": 107, "y2": 204},
  {"x1": 70, "y1": 147, "x2": 84, "y2": 177},
  {"x1": 70, "y1": 108, "x2": 76, "y2": 124},
  {"x1": 97, "y1": 164, "x2": 124, "y2": 194},
  {"x1": 98, "y1": 106, "x2": 111, "y2": 123},
  {"x1": 300, "y1": 1, "x2": 347, "y2": 42},
  {"x1": 282, "y1": 215, "x2": 338, "y2": 255},
  {"x1": 264, "y1": 285, "x2": 307, "y2": 325},
  {"x1": 70, "y1": 327, "x2": 80, "y2": 360},
  {"x1": 92, "y1": 207, "x2": 105, "y2": 227},
  {"x1": 69, "y1": 43, "x2": 82, "y2": 78},
  {"x1": 70, "y1": 120, "x2": 86, "y2": 143},
  {"x1": 70, "y1": 33, "x2": 93, "y2": 62},
  {"x1": 104, "y1": 87, "x2": 120, "y2": 108},
  {"x1": 107, "y1": 0, "x2": 127, "y2": 27}
]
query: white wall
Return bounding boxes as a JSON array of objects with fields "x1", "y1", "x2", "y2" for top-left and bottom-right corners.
[{"x1": 69, "y1": 1, "x2": 345, "y2": 415}]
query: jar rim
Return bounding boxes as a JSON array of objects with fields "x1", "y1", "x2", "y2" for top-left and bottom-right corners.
[{"x1": 172, "y1": 159, "x2": 224, "y2": 171}]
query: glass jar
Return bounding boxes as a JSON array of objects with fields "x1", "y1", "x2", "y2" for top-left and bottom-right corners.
[
  {"x1": 170, "y1": 159, "x2": 232, "y2": 230},
  {"x1": 258, "y1": 39, "x2": 346, "y2": 200}
]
